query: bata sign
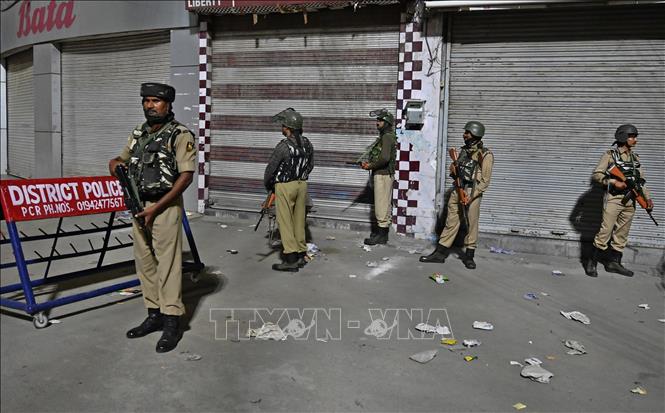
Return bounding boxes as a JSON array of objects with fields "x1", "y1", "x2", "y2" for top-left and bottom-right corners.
[
  {"x1": 0, "y1": 177, "x2": 126, "y2": 222},
  {"x1": 16, "y1": 0, "x2": 76, "y2": 38}
]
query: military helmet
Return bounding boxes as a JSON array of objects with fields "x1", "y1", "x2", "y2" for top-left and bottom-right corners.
[
  {"x1": 370, "y1": 108, "x2": 395, "y2": 126},
  {"x1": 614, "y1": 124, "x2": 638, "y2": 143},
  {"x1": 272, "y1": 107, "x2": 303, "y2": 130},
  {"x1": 464, "y1": 121, "x2": 485, "y2": 138}
]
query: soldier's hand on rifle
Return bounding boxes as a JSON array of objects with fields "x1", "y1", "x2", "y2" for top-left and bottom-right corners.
[
  {"x1": 449, "y1": 163, "x2": 456, "y2": 176},
  {"x1": 646, "y1": 199, "x2": 654, "y2": 212},
  {"x1": 136, "y1": 204, "x2": 158, "y2": 228},
  {"x1": 611, "y1": 179, "x2": 627, "y2": 190},
  {"x1": 109, "y1": 158, "x2": 125, "y2": 177},
  {"x1": 361, "y1": 162, "x2": 370, "y2": 170}
]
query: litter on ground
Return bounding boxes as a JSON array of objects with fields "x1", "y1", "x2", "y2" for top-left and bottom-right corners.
[
  {"x1": 247, "y1": 322, "x2": 287, "y2": 341},
  {"x1": 349, "y1": 274, "x2": 357, "y2": 278},
  {"x1": 510, "y1": 361, "x2": 524, "y2": 367},
  {"x1": 430, "y1": 273, "x2": 449, "y2": 284},
  {"x1": 521, "y1": 364, "x2": 553, "y2": 383},
  {"x1": 307, "y1": 243, "x2": 320, "y2": 254},
  {"x1": 513, "y1": 403, "x2": 527, "y2": 410},
  {"x1": 219, "y1": 224, "x2": 228, "y2": 228},
  {"x1": 180, "y1": 351, "x2": 202, "y2": 361},
  {"x1": 464, "y1": 355, "x2": 477, "y2": 362},
  {"x1": 563, "y1": 340, "x2": 587, "y2": 355},
  {"x1": 560, "y1": 310, "x2": 591, "y2": 325},
  {"x1": 415, "y1": 323, "x2": 450, "y2": 335},
  {"x1": 524, "y1": 357, "x2": 542, "y2": 366},
  {"x1": 631, "y1": 386, "x2": 647, "y2": 395},
  {"x1": 551, "y1": 270, "x2": 564, "y2": 276},
  {"x1": 441, "y1": 338, "x2": 457, "y2": 345},
  {"x1": 463, "y1": 339, "x2": 481, "y2": 347},
  {"x1": 523, "y1": 293, "x2": 539, "y2": 300},
  {"x1": 325, "y1": 235, "x2": 336, "y2": 240},
  {"x1": 382, "y1": 257, "x2": 390, "y2": 261},
  {"x1": 638, "y1": 304, "x2": 650, "y2": 310},
  {"x1": 226, "y1": 249, "x2": 238, "y2": 254},
  {"x1": 409, "y1": 349, "x2": 438, "y2": 364},
  {"x1": 473, "y1": 321, "x2": 494, "y2": 330},
  {"x1": 489, "y1": 246, "x2": 515, "y2": 255},
  {"x1": 362, "y1": 245, "x2": 372, "y2": 252},
  {"x1": 366, "y1": 261, "x2": 378, "y2": 268}
]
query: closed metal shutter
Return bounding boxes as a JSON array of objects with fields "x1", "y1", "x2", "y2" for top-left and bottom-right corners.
[
  {"x1": 446, "y1": 6, "x2": 664, "y2": 247},
  {"x1": 61, "y1": 32, "x2": 171, "y2": 177},
  {"x1": 209, "y1": 5, "x2": 400, "y2": 220},
  {"x1": 6, "y1": 49, "x2": 34, "y2": 178}
]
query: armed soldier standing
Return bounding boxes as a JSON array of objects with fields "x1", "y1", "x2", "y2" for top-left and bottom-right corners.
[
  {"x1": 264, "y1": 108, "x2": 314, "y2": 272},
  {"x1": 362, "y1": 109, "x2": 398, "y2": 245},
  {"x1": 585, "y1": 124, "x2": 654, "y2": 277},
  {"x1": 109, "y1": 83, "x2": 196, "y2": 353},
  {"x1": 420, "y1": 121, "x2": 494, "y2": 269}
]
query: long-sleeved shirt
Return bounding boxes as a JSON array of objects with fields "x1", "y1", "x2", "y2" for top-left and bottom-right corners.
[
  {"x1": 263, "y1": 135, "x2": 314, "y2": 190},
  {"x1": 368, "y1": 130, "x2": 397, "y2": 175}
]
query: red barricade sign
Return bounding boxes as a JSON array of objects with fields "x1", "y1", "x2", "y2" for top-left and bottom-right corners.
[{"x1": 0, "y1": 176, "x2": 127, "y2": 222}]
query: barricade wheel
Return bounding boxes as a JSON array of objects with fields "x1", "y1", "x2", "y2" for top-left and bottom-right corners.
[{"x1": 33, "y1": 312, "x2": 49, "y2": 329}]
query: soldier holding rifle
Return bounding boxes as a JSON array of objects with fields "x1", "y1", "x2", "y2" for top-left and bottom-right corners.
[
  {"x1": 420, "y1": 121, "x2": 494, "y2": 269},
  {"x1": 585, "y1": 124, "x2": 655, "y2": 277},
  {"x1": 109, "y1": 83, "x2": 196, "y2": 353}
]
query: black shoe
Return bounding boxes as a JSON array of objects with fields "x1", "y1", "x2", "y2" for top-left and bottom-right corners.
[
  {"x1": 420, "y1": 244, "x2": 449, "y2": 263},
  {"x1": 272, "y1": 253, "x2": 300, "y2": 272},
  {"x1": 126, "y1": 308, "x2": 163, "y2": 339},
  {"x1": 364, "y1": 227, "x2": 389, "y2": 245},
  {"x1": 296, "y1": 252, "x2": 308, "y2": 268},
  {"x1": 363, "y1": 227, "x2": 378, "y2": 245},
  {"x1": 462, "y1": 248, "x2": 476, "y2": 269},
  {"x1": 584, "y1": 246, "x2": 599, "y2": 277},
  {"x1": 156, "y1": 315, "x2": 181, "y2": 353},
  {"x1": 603, "y1": 249, "x2": 633, "y2": 277}
]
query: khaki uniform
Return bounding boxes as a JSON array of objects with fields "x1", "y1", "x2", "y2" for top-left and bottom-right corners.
[
  {"x1": 368, "y1": 130, "x2": 397, "y2": 228},
  {"x1": 438, "y1": 144, "x2": 494, "y2": 250},
  {"x1": 119, "y1": 122, "x2": 196, "y2": 316},
  {"x1": 275, "y1": 180, "x2": 308, "y2": 254},
  {"x1": 591, "y1": 147, "x2": 650, "y2": 253}
]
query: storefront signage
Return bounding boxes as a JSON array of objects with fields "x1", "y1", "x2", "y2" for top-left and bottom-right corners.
[
  {"x1": 16, "y1": 0, "x2": 76, "y2": 38},
  {"x1": 185, "y1": 0, "x2": 344, "y2": 11},
  {"x1": 0, "y1": 176, "x2": 126, "y2": 222}
]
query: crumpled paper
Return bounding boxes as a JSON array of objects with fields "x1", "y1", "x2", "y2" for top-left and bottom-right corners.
[
  {"x1": 560, "y1": 310, "x2": 590, "y2": 325},
  {"x1": 473, "y1": 321, "x2": 494, "y2": 330},
  {"x1": 415, "y1": 323, "x2": 450, "y2": 335},
  {"x1": 409, "y1": 349, "x2": 438, "y2": 363},
  {"x1": 521, "y1": 364, "x2": 554, "y2": 383},
  {"x1": 563, "y1": 339, "x2": 587, "y2": 355},
  {"x1": 247, "y1": 322, "x2": 287, "y2": 341},
  {"x1": 463, "y1": 339, "x2": 481, "y2": 347}
]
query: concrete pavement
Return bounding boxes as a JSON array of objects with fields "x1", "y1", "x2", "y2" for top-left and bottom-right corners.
[{"x1": 1, "y1": 214, "x2": 664, "y2": 412}]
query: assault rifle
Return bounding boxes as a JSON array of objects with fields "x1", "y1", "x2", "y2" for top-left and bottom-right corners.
[
  {"x1": 114, "y1": 165, "x2": 155, "y2": 255},
  {"x1": 449, "y1": 148, "x2": 470, "y2": 229},
  {"x1": 607, "y1": 165, "x2": 658, "y2": 226},
  {"x1": 254, "y1": 190, "x2": 276, "y2": 231},
  {"x1": 345, "y1": 145, "x2": 372, "y2": 166}
]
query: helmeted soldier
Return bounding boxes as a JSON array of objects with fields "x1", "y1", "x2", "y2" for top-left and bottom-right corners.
[
  {"x1": 362, "y1": 108, "x2": 398, "y2": 245},
  {"x1": 264, "y1": 108, "x2": 315, "y2": 272},
  {"x1": 420, "y1": 121, "x2": 494, "y2": 269},
  {"x1": 585, "y1": 124, "x2": 654, "y2": 277},
  {"x1": 108, "y1": 82, "x2": 196, "y2": 353}
]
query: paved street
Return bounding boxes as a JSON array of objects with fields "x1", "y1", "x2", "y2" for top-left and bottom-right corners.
[{"x1": 1, "y1": 214, "x2": 664, "y2": 412}]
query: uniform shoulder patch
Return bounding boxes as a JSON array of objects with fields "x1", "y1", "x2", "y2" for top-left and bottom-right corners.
[{"x1": 187, "y1": 140, "x2": 195, "y2": 152}]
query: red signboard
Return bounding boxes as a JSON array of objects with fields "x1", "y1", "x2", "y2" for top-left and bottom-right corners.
[{"x1": 0, "y1": 176, "x2": 126, "y2": 222}]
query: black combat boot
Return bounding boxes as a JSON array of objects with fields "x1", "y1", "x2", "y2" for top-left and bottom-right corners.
[
  {"x1": 365, "y1": 227, "x2": 389, "y2": 245},
  {"x1": 462, "y1": 248, "x2": 476, "y2": 269},
  {"x1": 272, "y1": 253, "x2": 300, "y2": 272},
  {"x1": 156, "y1": 315, "x2": 181, "y2": 353},
  {"x1": 584, "y1": 246, "x2": 599, "y2": 277},
  {"x1": 604, "y1": 249, "x2": 634, "y2": 277},
  {"x1": 296, "y1": 251, "x2": 308, "y2": 268},
  {"x1": 126, "y1": 308, "x2": 163, "y2": 339},
  {"x1": 420, "y1": 244, "x2": 449, "y2": 263},
  {"x1": 364, "y1": 225, "x2": 378, "y2": 245}
]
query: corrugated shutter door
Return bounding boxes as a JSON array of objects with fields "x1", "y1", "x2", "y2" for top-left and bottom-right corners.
[
  {"x1": 61, "y1": 32, "x2": 171, "y2": 177},
  {"x1": 6, "y1": 49, "x2": 34, "y2": 178},
  {"x1": 209, "y1": 6, "x2": 400, "y2": 220},
  {"x1": 447, "y1": 6, "x2": 664, "y2": 247}
]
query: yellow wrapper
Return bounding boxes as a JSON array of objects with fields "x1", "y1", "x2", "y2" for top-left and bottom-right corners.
[
  {"x1": 463, "y1": 355, "x2": 477, "y2": 362},
  {"x1": 441, "y1": 339, "x2": 457, "y2": 345},
  {"x1": 513, "y1": 402, "x2": 527, "y2": 410}
]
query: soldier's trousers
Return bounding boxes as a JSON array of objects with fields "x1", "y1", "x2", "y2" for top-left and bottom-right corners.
[
  {"x1": 275, "y1": 180, "x2": 308, "y2": 254},
  {"x1": 438, "y1": 189, "x2": 482, "y2": 250},
  {"x1": 132, "y1": 199, "x2": 184, "y2": 316},
  {"x1": 374, "y1": 174, "x2": 394, "y2": 228},
  {"x1": 593, "y1": 195, "x2": 635, "y2": 253}
]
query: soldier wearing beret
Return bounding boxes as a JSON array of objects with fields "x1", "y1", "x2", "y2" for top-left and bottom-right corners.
[{"x1": 109, "y1": 83, "x2": 196, "y2": 353}]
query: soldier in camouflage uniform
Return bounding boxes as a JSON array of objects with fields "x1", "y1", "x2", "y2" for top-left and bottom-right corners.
[
  {"x1": 584, "y1": 124, "x2": 654, "y2": 277},
  {"x1": 362, "y1": 109, "x2": 397, "y2": 245},
  {"x1": 420, "y1": 121, "x2": 494, "y2": 269},
  {"x1": 109, "y1": 83, "x2": 196, "y2": 353}
]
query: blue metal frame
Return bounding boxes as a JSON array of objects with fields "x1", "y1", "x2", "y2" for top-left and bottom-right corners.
[{"x1": 1, "y1": 209, "x2": 203, "y2": 320}]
